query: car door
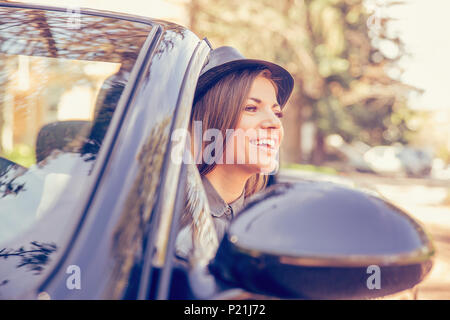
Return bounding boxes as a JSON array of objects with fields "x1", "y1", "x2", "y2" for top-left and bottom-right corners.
[{"x1": 0, "y1": 3, "x2": 209, "y2": 300}]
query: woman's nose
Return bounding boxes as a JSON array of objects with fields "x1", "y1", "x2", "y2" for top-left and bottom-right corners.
[{"x1": 260, "y1": 108, "x2": 282, "y2": 129}]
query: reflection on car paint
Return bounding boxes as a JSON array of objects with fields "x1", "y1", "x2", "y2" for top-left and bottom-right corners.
[
  {"x1": 0, "y1": 241, "x2": 57, "y2": 275},
  {"x1": 176, "y1": 162, "x2": 219, "y2": 266},
  {"x1": 108, "y1": 117, "x2": 172, "y2": 298},
  {"x1": 0, "y1": 241, "x2": 57, "y2": 292},
  {"x1": 0, "y1": 152, "x2": 94, "y2": 244}
]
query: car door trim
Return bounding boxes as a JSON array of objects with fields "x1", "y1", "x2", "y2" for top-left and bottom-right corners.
[{"x1": 136, "y1": 39, "x2": 211, "y2": 300}]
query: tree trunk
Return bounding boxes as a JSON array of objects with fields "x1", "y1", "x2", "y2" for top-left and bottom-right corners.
[
  {"x1": 280, "y1": 94, "x2": 303, "y2": 164},
  {"x1": 311, "y1": 129, "x2": 325, "y2": 165}
]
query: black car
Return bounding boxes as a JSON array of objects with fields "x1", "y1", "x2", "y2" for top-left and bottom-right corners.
[{"x1": 0, "y1": 2, "x2": 434, "y2": 300}]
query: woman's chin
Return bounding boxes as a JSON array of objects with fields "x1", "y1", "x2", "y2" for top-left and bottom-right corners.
[
  {"x1": 259, "y1": 161, "x2": 279, "y2": 174},
  {"x1": 244, "y1": 159, "x2": 279, "y2": 175}
]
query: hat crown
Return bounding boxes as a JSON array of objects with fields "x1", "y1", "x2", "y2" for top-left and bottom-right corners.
[
  {"x1": 195, "y1": 46, "x2": 294, "y2": 107},
  {"x1": 201, "y1": 46, "x2": 245, "y2": 76}
]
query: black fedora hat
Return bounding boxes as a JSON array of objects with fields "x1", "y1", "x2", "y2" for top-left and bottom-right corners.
[{"x1": 194, "y1": 46, "x2": 294, "y2": 107}]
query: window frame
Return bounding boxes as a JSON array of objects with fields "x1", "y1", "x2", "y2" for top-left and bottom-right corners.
[{"x1": 136, "y1": 39, "x2": 212, "y2": 300}]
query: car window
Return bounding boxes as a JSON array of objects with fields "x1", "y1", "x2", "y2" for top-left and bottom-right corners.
[{"x1": 0, "y1": 7, "x2": 152, "y2": 245}]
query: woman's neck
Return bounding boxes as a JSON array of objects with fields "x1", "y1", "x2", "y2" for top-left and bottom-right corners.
[{"x1": 205, "y1": 165, "x2": 252, "y2": 203}]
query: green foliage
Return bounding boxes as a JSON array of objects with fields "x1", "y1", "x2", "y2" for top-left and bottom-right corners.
[{"x1": 2, "y1": 144, "x2": 35, "y2": 168}]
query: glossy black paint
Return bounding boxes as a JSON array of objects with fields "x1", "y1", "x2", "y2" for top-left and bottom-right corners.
[
  {"x1": 230, "y1": 181, "x2": 432, "y2": 257},
  {"x1": 212, "y1": 239, "x2": 432, "y2": 299},
  {"x1": 211, "y1": 181, "x2": 434, "y2": 299}
]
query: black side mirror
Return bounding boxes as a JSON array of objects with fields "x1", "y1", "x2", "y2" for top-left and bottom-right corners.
[{"x1": 210, "y1": 181, "x2": 434, "y2": 299}]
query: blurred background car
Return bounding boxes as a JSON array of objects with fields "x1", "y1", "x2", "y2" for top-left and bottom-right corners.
[{"x1": 364, "y1": 145, "x2": 433, "y2": 177}]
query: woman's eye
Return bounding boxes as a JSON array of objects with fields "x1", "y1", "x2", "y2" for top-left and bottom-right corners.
[
  {"x1": 275, "y1": 111, "x2": 283, "y2": 118},
  {"x1": 245, "y1": 105, "x2": 257, "y2": 112}
]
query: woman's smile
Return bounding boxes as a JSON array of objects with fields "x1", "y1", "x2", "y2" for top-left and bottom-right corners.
[
  {"x1": 248, "y1": 136, "x2": 280, "y2": 157},
  {"x1": 249, "y1": 138, "x2": 276, "y2": 149}
]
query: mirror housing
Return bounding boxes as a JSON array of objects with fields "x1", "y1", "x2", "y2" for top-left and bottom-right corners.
[{"x1": 210, "y1": 181, "x2": 434, "y2": 299}]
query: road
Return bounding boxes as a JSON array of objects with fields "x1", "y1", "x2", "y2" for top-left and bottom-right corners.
[{"x1": 279, "y1": 169, "x2": 450, "y2": 299}]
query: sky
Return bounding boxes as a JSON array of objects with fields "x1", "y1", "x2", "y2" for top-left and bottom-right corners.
[{"x1": 382, "y1": 0, "x2": 450, "y2": 111}]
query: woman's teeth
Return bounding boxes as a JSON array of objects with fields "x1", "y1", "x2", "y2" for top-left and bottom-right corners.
[{"x1": 250, "y1": 139, "x2": 276, "y2": 148}]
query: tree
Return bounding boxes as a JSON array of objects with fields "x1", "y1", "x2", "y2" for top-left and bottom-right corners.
[{"x1": 188, "y1": 0, "x2": 420, "y2": 165}]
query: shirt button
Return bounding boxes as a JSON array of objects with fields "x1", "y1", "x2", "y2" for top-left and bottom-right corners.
[{"x1": 225, "y1": 206, "x2": 233, "y2": 220}]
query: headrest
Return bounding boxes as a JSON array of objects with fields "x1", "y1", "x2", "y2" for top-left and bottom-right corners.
[{"x1": 35, "y1": 120, "x2": 91, "y2": 163}]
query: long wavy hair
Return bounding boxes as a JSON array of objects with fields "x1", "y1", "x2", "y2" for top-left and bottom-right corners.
[{"x1": 190, "y1": 67, "x2": 282, "y2": 197}]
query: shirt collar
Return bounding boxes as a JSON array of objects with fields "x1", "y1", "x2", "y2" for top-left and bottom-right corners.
[{"x1": 201, "y1": 175, "x2": 245, "y2": 219}]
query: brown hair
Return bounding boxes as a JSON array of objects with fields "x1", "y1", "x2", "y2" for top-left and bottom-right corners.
[{"x1": 191, "y1": 68, "x2": 279, "y2": 197}]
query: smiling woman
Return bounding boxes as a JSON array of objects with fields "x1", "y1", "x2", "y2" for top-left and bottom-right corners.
[{"x1": 187, "y1": 46, "x2": 294, "y2": 242}]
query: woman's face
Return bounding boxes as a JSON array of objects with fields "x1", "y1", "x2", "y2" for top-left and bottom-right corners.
[{"x1": 228, "y1": 74, "x2": 284, "y2": 173}]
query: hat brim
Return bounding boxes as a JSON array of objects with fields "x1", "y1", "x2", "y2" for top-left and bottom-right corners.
[{"x1": 194, "y1": 59, "x2": 294, "y2": 108}]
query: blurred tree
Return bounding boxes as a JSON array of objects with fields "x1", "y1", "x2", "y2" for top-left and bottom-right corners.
[{"x1": 188, "y1": 0, "x2": 421, "y2": 165}]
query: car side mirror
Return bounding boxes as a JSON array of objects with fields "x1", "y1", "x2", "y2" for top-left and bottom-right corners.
[{"x1": 209, "y1": 181, "x2": 434, "y2": 299}]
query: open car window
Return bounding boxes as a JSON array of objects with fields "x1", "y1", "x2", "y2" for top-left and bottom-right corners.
[{"x1": 0, "y1": 7, "x2": 152, "y2": 245}]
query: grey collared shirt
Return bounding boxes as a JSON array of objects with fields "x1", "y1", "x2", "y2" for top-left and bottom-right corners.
[{"x1": 201, "y1": 176, "x2": 245, "y2": 242}]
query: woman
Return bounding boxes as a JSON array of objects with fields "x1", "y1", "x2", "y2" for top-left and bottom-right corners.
[{"x1": 190, "y1": 46, "x2": 294, "y2": 241}]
